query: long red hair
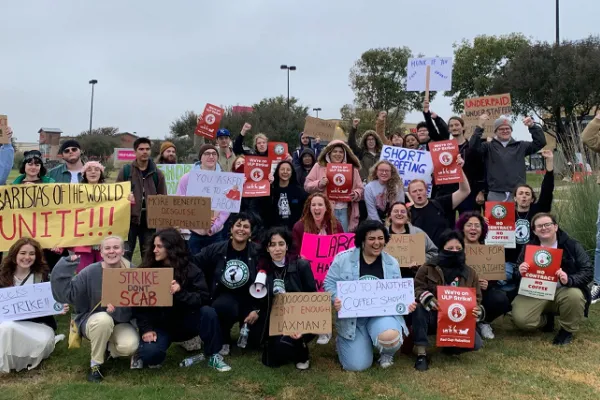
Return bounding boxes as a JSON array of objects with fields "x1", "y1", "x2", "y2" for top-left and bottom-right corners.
[
  {"x1": 301, "y1": 193, "x2": 338, "y2": 234},
  {"x1": 0, "y1": 238, "x2": 49, "y2": 288}
]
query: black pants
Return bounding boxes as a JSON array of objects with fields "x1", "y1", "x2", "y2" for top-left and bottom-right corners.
[
  {"x1": 262, "y1": 335, "x2": 314, "y2": 367},
  {"x1": 212, "y1": 292, "x2": 263, "y2": 348},
  {"x1": 137, "y1": 306, "x2": 222, "y2": 366},
  {"x1": 125, "y1": 211, "x2": 153, "y2": 261},
  {"x1": 481, "y1": 288, "x2": 512, "y2": 323}
]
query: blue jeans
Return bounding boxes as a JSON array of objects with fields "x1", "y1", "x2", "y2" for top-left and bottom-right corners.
[
  {"x1": 334, "y1": 208, "x2": 349, "y2": 232},
  {"x1": 188, "y1": 230, "x2": 226, "y2": 257},
  {"x1": 497, "y1": 262, "x2": 517, "y2": 292},
  {"x1": 336, "y1": 316, "x2": 404, "y2": 371},
  {"x1": 594, "y1": 201, "x2": 600, "y2": 285}
]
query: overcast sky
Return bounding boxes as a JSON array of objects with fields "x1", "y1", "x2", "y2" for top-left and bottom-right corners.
[{"x1": 1, "y1": 0, "x2": 597, "y2": 143}]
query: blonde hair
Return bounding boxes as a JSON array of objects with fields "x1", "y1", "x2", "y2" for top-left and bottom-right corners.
[
  {"x1": 101, "y1": 235, "x2": 125, "y2": 249},
  {"x1": 368, "y1": 160, "x2": 402, "y2": 206},
  {"x1": 253, "y1": 133, "x2": 268, "y2": 148},
  {"x1": 407, "y1": 179, "x2": 428, "y2": 193}
]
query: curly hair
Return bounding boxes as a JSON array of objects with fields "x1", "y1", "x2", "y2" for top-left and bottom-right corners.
[
  {"x1": 354, "y1": 220, "x2": 390, "y2": 249},
  {"x1": 368, "y1": 160, "x2": 403, "y2": 209},
  {"x1": 300, "y1": 193, "x2": 339, "y2": 234},
  {"x1": 0, "y1": 238, "x2": 49, "y2": 288},
  {"x1": 455, "y1": 211, "x2": 488, "y2": 244},
  {"x1": 142, "y1": 228, "x2": 190, "y2": 284}
]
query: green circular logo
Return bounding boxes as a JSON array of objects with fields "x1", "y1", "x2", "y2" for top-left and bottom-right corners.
[
  {"x1": 396, "y1": 303, "x2": 406, "y2": 314},
  {"x1": 491, "y1": 204, "x2": 507, "y2": 219},
  {"x1": 534, "y1": 250, "x2": 552, "y2": 268},
  {"x1": 53, "y1": 303, "x2": 63, "y2": 312}
]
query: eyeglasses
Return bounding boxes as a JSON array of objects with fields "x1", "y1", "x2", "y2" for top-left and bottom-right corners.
[
  {"x1": 63, "y1": 147, "x2": 79, "y2": 154},
  {"x1": 465, "y1": 223, "x2": 482, "y2": 229},
  {"x1": 202, "y1": 151, "x2": 218, "y2": 157},
  {"x1": 378, "y1": 169, "x2": 391, "y2": 174},
  {"x1": 534, "y1": 222, "x2": 555, "y2": 230}
]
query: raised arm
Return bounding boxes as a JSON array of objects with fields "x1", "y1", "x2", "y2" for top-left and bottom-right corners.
[{"x1": 451, "y1": 155, "x2": 471, "y2": 209}]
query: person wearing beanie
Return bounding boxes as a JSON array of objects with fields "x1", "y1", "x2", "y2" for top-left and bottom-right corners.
[
  {"x1": 292, "y1": 131, "x2": 321, "y2": 170},
  {"x1": 48, "y1": 139, "x2": 84, "y2": 183},
  {"x1": 216, "y1": 128, "x2": 235, "y2": 172},
  {"x1": 12, "y1": 150, "x2": 55, "y2": 184},
  {"x1": 156, "y1": 141, "x2": 177, "y2": 164},
  {"x1": 469, "y1": 114, "x2": 546, "y2": 202}
]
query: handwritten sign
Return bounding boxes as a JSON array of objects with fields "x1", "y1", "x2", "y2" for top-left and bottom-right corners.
[
  {"x1": 0, "y1": 183, "x2": 131, "y2": 251},
  {"x1": 0, "y1": 115, "x2": 8, "y2": 144},
  {"x1": 185, "y1": 170, "x2": 244, "y2": 213},
  {"x1": 336, "y1": 279, "x2": 415, "y2": 318},
  {"x1": 436, "y1": 286, "x2": 476, "y2": 348},
  {"x1": 518, "y1": 245, "x2": 563, "y2": 300},
  {"x1": 407, "y1": 57, "x2": 453, "y2": 92},
  {"x1": 430, "y1": 140, "x2": 463, "y2": 185},
  {"x1": 269, "y1": 292, "x2": 332, "y2": 336},
  {"x1": 157, "y1": 164, "x2": 193, "y2": 195},
  {"x1": 146, "y1": 195, "x2": 211, "y2": 229},
  {"x1": 0, "y1": 282, "x2": 63, "y2": 322},
  {"x1": 303, "y1": 117, "x2": 337, "y2": 142},
  {"x1": 463, "y1": 94, "x2": 512, "y2": 138},
  {"x1": 326, "y1": 163, "x2": 353, "y2": 202},
  {"x1": 384, "y1": 233, "x2": 426, "y2": 267},
  {"x1": 485, "y1": 202, "x2": 516, "y2": 248},
  {"x1": 195, "y1": 103, "x2": 225, "y2": 140},
  {"x1": 300, "y1": 233, "x2": 355, "y2": 291},
  {"x1": 465, "y1": 245, "x2": 506, "y2": 281},
  {"x1": 380, "y1": 145, "x2": 434, "y2": 196},
  {"x1": 243, "y1": 156, "x2": 271, "y2": 197},
  {"x1": 101, "y1": 268, "x2": 173, "y2": 307}
]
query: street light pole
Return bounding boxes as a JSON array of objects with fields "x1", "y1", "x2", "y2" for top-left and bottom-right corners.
[
  {"x1": 88, "y1": 79, "x2": 98, "y2": 134},
  {"x1": 555, "y1": 0, "x2": 560, "y2": 45},
  {"x1": 313, "y1": 107, "x2": 322, "y2": 118},
  {"x1": 280, "y1": 65, "x2": 296, "y2": 110}
]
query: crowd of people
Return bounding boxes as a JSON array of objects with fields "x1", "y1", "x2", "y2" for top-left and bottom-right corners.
[{"x1": 0, "y1": 106, "x2": 598, "y2": 381}]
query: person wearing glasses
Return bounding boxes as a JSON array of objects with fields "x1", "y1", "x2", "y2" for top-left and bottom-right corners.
[
  {"x1": 512, "y1": 213, "x2": 593, "y2": 346},
  {"x1": 47, "y1": 139, "x2": 84, "y2": 183},
  {"x1": 364, "y1": 160, "x2": 405, "y2": 223},
  {"x1": 13, "y1": 150, "x2": 55, "y2": 184}
]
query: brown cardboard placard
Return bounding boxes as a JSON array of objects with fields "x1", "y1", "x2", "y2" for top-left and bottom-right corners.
[
  {"x1": 101, "y1": 268, "x2": 173, "y2": 307},
  {"x1": 0, "y1": 115, "x2": 8, "y2": 144},
  {"x1": 146, "y1": 195, "x2": 211, "y2": 230},
  {"x1": 384, "y1": 233, "x2": 426, "y2": 267},
  {"x1": 269, "y1": 292, "x2": 332, "y2": 336},
  {"x1": 465, "y1": 245, "x2": 506, "y2": 281},
  {"x1": 303, "y1": 116, "x2": 337, "y2": 142},
  {"x1": 541, "y1": 132, "x2": 557, "y2": 151},
  {"x1": 463, "y1": 94, "x2": 512, "y2": 138}
]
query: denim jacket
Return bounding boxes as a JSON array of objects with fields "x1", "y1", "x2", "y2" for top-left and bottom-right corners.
[{"x1": 323, "y1": 248, "x2": 409, "y2": 341}]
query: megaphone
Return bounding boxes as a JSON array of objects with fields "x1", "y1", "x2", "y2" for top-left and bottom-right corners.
[{"x1": 249, "y1": 270, "x2": 267, "y2": 299}]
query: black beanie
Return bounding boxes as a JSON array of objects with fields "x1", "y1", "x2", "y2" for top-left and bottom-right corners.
[{"x1": 59, "y1": 139, "x2": 81, "y2": 153}]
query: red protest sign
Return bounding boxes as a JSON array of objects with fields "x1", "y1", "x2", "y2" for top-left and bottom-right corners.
[
  {"x1": 484, "y1": 201, "x2": 516, "y2": 248},
  {"x1": 436, "y1": 286, "x2": 476, "y2": 348},
  {"x1": 430, "y1": 140, "x2": 463, "y2": 185},
  {"x1": 243, "y1": 156, "x2": 271, "y2": 198},
  {"x1": 326, "y1": 163, "x2": 353, "y2": 202},
  {"x1": 268, "y1": 142, "x2": 288, "y2": 163},
  {"x1": 299, "y1": 233, "x2": 355, "y2": 291},
  {"x1": 518, "y1": 245, "x2": 563, "y2": 300},
  {"x1": 194, "y1": 104, "x2": 224, "y2": 140}
]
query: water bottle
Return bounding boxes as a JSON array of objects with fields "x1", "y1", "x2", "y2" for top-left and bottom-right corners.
[
  {"x1": 179, "y1": 353, "x2": 205, "y2": 367},
  {"x1": 238, "y1": 323, "x2": 249, "y2": 349}
]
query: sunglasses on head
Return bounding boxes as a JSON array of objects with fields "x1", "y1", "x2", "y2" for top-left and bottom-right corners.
[{"x1": 63, "y1": 147, "x2": 79, "y2": 154}]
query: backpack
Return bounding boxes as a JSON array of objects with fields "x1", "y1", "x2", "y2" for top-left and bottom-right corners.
[{"x1": 123, "y1": 164, "x2": 159, "y2": 188}]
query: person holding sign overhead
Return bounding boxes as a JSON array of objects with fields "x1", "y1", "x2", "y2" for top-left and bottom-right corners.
[
  {"x1": 512, "y1": 213, "x2": 593, "y2": 345},
  {"x1": 364, "y1": 160, "x2": 406, "y2": 223}
]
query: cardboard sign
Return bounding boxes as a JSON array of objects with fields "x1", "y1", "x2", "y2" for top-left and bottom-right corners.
[
  {"x1": 243, "y1": 156, "x2": 271, "y2": 197},
  {"x1": 485, "y1": 201, "x2": 516, "y2": 248},
  {"x1": 0, "y1": 282, "x2": 63, "y2": 322},
  {"x1": 430, "y1": 140, "x2": 463, "y2": 185},
  {"x1": 384, "y1": 233, "x2": 426, "y2": 267},
  {"x1": 146, "y1": 195, "x2": 211, "y2": 229},
  {"x1": 300, "y1": 233, "x2": 355, "y2": 291},
  {"x1": 542, "y1": 132, "x2": 557, "y2": 152},
  {"x1": 380, "y1": 145, "x2": 434, "y2": 196},
  {"x1": 465, "y1": 245, "x2": 506, "y2": 281},
  {"x1": 185, "y1": 170, "x2": 244, "y2": 213},
  {"x1": 101, "y1": 268, "x2": 173, "y2": 307},
  {"x1": 463, "y1": 94, "x2": 512, "y2": 138},
  {"x1": 436, "y1": 286, "x2": 476, "y2": 348},
  {"x1": 0, "y1": 115, "x2": 8, "y2": 144},
  {"x1": 0, "y1": 183, "x2": 131, "y2": 251},
  {"x1": 195, "y1": 104, "x2": 225, "y2": 140},
  {"x1": 326, "y1": 163, "x2": 353, "y2": 202},
  {"x1": 518, "y1": 245, "x2": 563, "y2": 300},
  {"x1": 336, "y1": 279, "x2": 415, "y2": 318},
  {"x1": 269, "y1": 292, "x2": 332, "y2": 336},
  {"x1": 407, "y1": 57, "x2": 453, "y2": 92},
  {"x1": 157, "y1": 164, "x2": 194, "y2": 195},
  {"x1": 268, "y1": 142, "x2": 288, "y2": 163},
  {"x1": 303, "y1": 116, "x2": 337, "y2": 142},
  {"x1": 113, "y1": 148, "x2": 136, "y2": 167}
]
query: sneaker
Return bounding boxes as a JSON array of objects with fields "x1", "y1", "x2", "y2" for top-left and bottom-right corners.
[
  {"x1": 295, "y1": 360, "x2": 310, "y2": 370},
  {"x1": 130, "y1": 354, "x2": 143, "y2": 370},
  {"x1": 87, "y1": 365, "x2": 104, "y2": 383},
  {"x1": 414, "y1": 355, "x2": 429, "y2": 372},
  {"x1": 378, "y1": 354, "x2": 394, "y2": 369},
  {"x1": 591, "y1": 284, "x2": 600, "y2": 304},
  {"x1": 208, "y1": 354, "x2": 232, "y2": 372},
  {"x1": 479, "y1": 323, "x2": 495, "y2": 340},
  {"x1": 552, "y1": 328, "x2": 574, "y2": 346},
  {"x1": 219, "y1": 344, "x2": 230, "y2": 356},
  {"x1": 316, "y1": 334, "x2": 331, "y2": 345},
  {"x1": 542, "y1": 313, "x2": 555, "y2": 333}
]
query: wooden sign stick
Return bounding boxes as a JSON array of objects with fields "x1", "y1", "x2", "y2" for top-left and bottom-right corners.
[{"x1": 425, "y1": 65, "x2": 431, "y2": 102}]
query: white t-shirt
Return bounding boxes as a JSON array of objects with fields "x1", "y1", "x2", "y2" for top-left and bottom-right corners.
[{"x1": 70, "y1": 171, "x2": 80, "y2": 183}]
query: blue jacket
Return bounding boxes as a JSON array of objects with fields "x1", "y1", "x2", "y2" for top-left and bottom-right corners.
[
  {"x1": 47, "y1": 163, "x2": 83, "y2": 183},
  {"x1": 0, "y1": 143, "x2": 14, "y2": 185},
  {"x1": 323, "y1": 248, "x2": 409, "y2": 341}
]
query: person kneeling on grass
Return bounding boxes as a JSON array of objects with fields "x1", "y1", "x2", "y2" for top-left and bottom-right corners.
[
  {"x1": 324, "y1": 220, "x2": 416, "y2": 371},
  {"x1": 51, "y1": 236, "x2": 139, "y2": 382},
  {"x1": 413, "y1": 230, "x2": 484, "y2": 372},
  {"x1": 512, "y1": 213, "x2": 593, "y2": 345},
  {"x1": 135, "y1": 229, "x2": 231, "y2": 372}
]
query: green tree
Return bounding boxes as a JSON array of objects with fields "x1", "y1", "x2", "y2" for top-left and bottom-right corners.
[
  {"x1": 339, "y1": 104, "x2": 405, "y2": 135},
  {"x1": 75, "y1": 126, "x2": 121, "y2": 160}
]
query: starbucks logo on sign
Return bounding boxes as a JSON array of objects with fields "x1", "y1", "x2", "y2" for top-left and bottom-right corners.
[
  {"x1": 53, "y1": 303, "x2": 63, "y2": 312},
  {"x1": 491, "y1": 204, "x2": 507, "y2": 219},
  {"x1": 333, "y1": 173, "x2": 346, "y2": 186},
  {"x1": 448, "y1": 303, "x2": 467, "y2": 323},
  {"x1": 221, "y1": 260, "x2": 250, "y2": 289},
  {"x1": 250, "y1": 168, "x2": 264, "y2": 182},
  {"x1": 534, "y1": 250, "x2": 552, "y2": 268},
  {"x1": 204, "y1": 114, "x2": 216, "y2": 125},
  {"x1": 439, "y1": 152, "x2": 453, "y2": 166},
  {"x1": 274, "y1": 144, "x2": 285, "y2": 156},
  {"x1": 396, "y1": 303, "x2": 406, "y2": 314}
]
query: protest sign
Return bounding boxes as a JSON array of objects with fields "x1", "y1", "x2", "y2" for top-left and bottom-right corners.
[
  {"x1": 407, "y1": 57, "x2": 453, "y2": 92},
  {"x1": 102, "y1": 268, "x2": 173, "y2": 307},
  {"x1": 0, "y1": 183, "x2": 131, "y2": 251},
  {"x1": 384, "y1": 233, "x2": 426, "y2": 267},
  {"x1": 326, "y1": 163, "x2": 353, "y2": 201},
  {"x1": 518, "y1": 245, "x2": 563, "y2": 300},
  {"x1": 436, "y1": 286, "x2": 476, "y2": 348},
  {"x1": 269, "y1": 292, "x2": 332, "y2": 336},
  {"x1": 336, "y1": 279, "x2": 415, "y2": 318},
  {"x1": 303, "y1": 116, "x2": 337, "y2": 142},
  {"x1": 113, "y1": 148, "x2": 136, "y2": 167},
  {"x1": 430, "y1": 140, "x2": 463, "y2": 185},
  {"x1": 463, "y1": 94, "x2": 512, "y2": 138},
  {"x1": 542, "y1": 132, "x2": 557, "y2": 151},
  {"x1": 195, "y1": 103, "x2": 224, "y2": 140},
  {"x1": 300, "y1": 233, "x2": 355, "y2": 291},
  {"x1": 0, "y1": 282, "x2": 63, "y2": 322},
  {"x1": 0, "y1": 115, "x2": 8, "y2": 144},
  {"x1": 243, "y1": 156, "x2": 271, "y2": 197},
  {"x1": 146, "y1": 195, "x2": 211, "y2": 230},
  {"x1": 185, "y1": 170, "x2": 244, "y2": 213},
  {"x1": 465, "y1": 245, "x2": 506, "y2": 281},
  {"x1": 157, "y1": 164, "x2": 193, "y2": 195},
  {"x1": 485, "y1": 201, "x2": 516, "y2": 248},
  {"x1": 380, "y1": 145, "x2": 434, "y2": 196},
  {"x1": 268, "y1": 142, "x2": 288, "y2": 163}
]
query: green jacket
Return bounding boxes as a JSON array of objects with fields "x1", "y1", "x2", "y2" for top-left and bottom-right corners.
[
  {"x1": 47, "y1": 163, "x2": 82, "y2": 183},
  {"x1": 12, "y1": 174, "x2": 55, "y2": 184}
]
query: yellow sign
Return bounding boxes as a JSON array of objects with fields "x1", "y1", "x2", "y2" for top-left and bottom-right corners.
[{"x1": 0, "y1": 183, "x2": 131, "y2": 251}]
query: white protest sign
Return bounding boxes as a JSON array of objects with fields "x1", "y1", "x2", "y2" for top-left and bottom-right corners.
[
  {"x1": 406, "y1": 57, "x2": 453, "y2": 92},
  {"x1": 0, "y1": 282, "x2": 64, "y2": 322},
  {"x1": 380, "y1": 145, "x2": 434, "y2": 197},
  {"x1": 336, "y1": 279, "x2": 415, "y2": 319},
  {"x1": 185, "y1": 170, "x2": 244, "y2": 213}
]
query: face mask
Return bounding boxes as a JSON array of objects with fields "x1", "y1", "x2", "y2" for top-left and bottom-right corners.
[{"x1": 438, "y1": 249, "x2": 466, "y2": 269}]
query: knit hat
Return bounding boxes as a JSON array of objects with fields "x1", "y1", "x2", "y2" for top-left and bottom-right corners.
[
  {"x1": 159, "y1": 141, "x2": 176, "y2": 155},
  {"x1": 82, "y1": 161, "x2": 105, "y2": 175},
  {"x1": 198, "y1": 144, "x2": 218, "y2": 159},
  {"x1": 493, "y1": 116, "x2": 512, "y2": 132},
  {"x1": 59, "y1": 139, "x2": 81, "y2": 153}
]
